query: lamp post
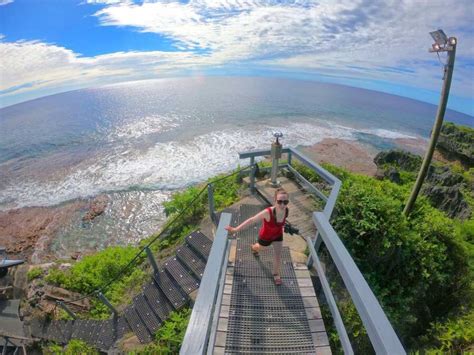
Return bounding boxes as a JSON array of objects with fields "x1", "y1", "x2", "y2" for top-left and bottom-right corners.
[{"x1": 403, "y1": 30, "x2": 457, "y2": 216}]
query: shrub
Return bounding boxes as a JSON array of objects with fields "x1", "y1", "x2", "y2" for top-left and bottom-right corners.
[
  {"x1": 294, "y1": 163, "x2": 472, "y2": 351},
  {"x1": 128, "y1": 308, "x2": 191, "y2": 354},
  {"x1": 27, "y1": 267, "x2": 44, "y2": 281},
  {"x1": 44, "y1": 339, "x2": 98, "y2": 355}
]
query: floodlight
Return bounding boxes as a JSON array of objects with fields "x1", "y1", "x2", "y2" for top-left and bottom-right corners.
[
  {"x1": 448, "y1": 37, "x2": 457, "y2": 45},
  {"x1": 432, "y1": 43, "x2": 440, "y2": 51},
  {"x1": 430, "y1": 29, "x2": 448, "y2": 45}
]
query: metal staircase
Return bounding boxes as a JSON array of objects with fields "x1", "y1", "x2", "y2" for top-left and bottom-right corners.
[{"x1": 29, "y1": 230, "x2": 213, "y2": 351}]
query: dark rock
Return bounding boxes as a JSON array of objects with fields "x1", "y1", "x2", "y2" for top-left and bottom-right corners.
[
  {"x1": 422, "y1": 184, "x2": 471, "y2": 220},
  {"x1": 437, "y1": 122, "x2": 474, "y2": 168},
  {"x1": 374, "y1": 168, "x2": 385, "y2": 180},
  {"x1": 82, "y1": 195, "x2": 109, "y2": 222},
  {"x1": 426, "y1": 165, "x2": 464, "y2": 186},
  {"x1": 387, "y1": 168, "x2": 402, "y2": 184},
  {"x1": 374, "y1": 150, "x2": 422, "y2": 172}
]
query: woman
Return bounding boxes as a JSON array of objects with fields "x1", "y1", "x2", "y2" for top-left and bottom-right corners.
[{"x1": 225, "y1": 188, "x2": 289, "y2": 285}]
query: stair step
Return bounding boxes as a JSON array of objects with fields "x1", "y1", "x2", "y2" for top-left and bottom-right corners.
[
  {"x1": 93, "y1": 318, "x2": 115, "y2": 350},
  {"x1": 116, "y1": 315, "x2": 132, "y2": 340},
  {"x1": 143, "y1": 281, "x2": 174, "y2": 322},
  {"x1": 176, "y1": 244, "x2": 207, "y2": 279},
  {"x1": 164, "y1": 257, "x2": 199, "y2": 294},
  {"x1": 152, "y1": 270, "x2": 188, "y2": 309},
  {"x1": 81, "y1": 320, "x2": 102, "y2": 345},
  {"x1": 70, "y1": 319, "x2": 89, "y2": 341},
  {"x1": 134, "y1": 294, "x2": 162, "y2": 335},
  {"x1": 185, "y1": 231, "x2": 212, "y2": 260},
  {"x1": 43, "y1": 320, "x2": 73, "y2": 343},
  {"x1": 124, "y1": 305, "x2": 153, "y2": 343}
]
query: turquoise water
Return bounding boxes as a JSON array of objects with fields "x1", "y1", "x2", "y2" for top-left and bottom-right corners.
[{"x1": 1, "y1": 77, "x2": 471, "y2": 255}]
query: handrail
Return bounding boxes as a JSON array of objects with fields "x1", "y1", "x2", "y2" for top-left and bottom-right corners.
[
  {"x1": 180, "y1": 213, "x2": 232, "y2": 355},
  {"x1": 313, "y1": 212, "x2": 405, "y2": 354}
]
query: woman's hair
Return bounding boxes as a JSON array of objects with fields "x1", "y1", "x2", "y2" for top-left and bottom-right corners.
[{"x1": 274, "y1": 187, "x2": 288, "y2": 201}]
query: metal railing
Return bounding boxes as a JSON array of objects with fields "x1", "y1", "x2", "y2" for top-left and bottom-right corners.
[
  {"x1": 237, "y1": 147, "x2": 405, "y2": 354},
  {"x1": 180, "y1": 213, "x2": 231, "y2": 354}
]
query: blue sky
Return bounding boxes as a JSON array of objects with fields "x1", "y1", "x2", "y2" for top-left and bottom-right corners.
[{"x1": 1, "y1": 0, "x2": 473, "y2": 116}]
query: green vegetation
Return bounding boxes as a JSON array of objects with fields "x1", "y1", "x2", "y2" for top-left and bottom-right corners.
[
  {"x1": 295, "y1": 162, "x2": 473, "y2": 353},
  {"x1": 45, "y1": 246, "x2": 147, "y2": 319},
  {"x1": 44, "y1": 339, "x2": 99, "y2": 355},
  {"x1": 27, "y1": 267, "x2": 44, "y2": 281},
  {"x1": 127, "y1": 308, "x2": 191, "y2": 354}
]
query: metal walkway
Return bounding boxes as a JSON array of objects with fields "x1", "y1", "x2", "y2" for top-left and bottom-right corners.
[
  {"x1": 28, "y1": 230, "x2": 213, "y2": 351},
  {"x1": 215, "y1": 204, "x2": 330, "y2": 354}
]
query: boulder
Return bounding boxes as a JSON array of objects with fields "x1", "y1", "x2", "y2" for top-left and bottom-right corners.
[
  {"x1": 437, "y1": 122, "x2": 474, "y2": 168},
  {"x1": 374, "y1": 150, "x2": 422, "y2": 172},
  {"x1": 422, "y1": 184, "x2": 471, "y2": 220},
  {"x1": 82, "y1": 195, "x2": 109, "y2": 222}
]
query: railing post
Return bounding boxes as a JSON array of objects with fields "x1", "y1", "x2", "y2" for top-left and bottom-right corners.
[
  {"x1": 270, "y1": 133, "x2": 283, "y2": 187},
  {"x1": 56, "y1": 301, "x2": 77, "y2": 320},
  {"x1": 145, "y1": 247, "x2": 159, "y2": 275},
  {"x1": 208, "y1": 184, "x2": 216, "y2": 224},
  {"x1": 287, "y1": 150, "x2": 292, "y2": 167},
  {"x1": 250, "y1": 157, "x2": 256, "y2": 194},
  {"x1": 97, "y1": 291, "x2": 118, "y2": 317}
]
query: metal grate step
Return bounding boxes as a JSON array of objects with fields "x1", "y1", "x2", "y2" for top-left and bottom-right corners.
[
  {"x1": 176, "y1": 244, "x2": 207, "y2": 279},
  {"x1": 93, "y1": 318, "x2": 115, "y2": 350},
  {"x1": 116, "y1": 315, "x2": 132, "y2": 340},
  {"x1": 185, "y1": 231, "x2": 212, "y2": 260},
  {"x1": 42, "y1": 320, "x2": 73, "y2": 343},
  {"x1": 152, "y1": 270, "x2": 188, "y2": 309},
  {"x1": 70, "y1": 319, "x2": 89, "y2": 341},
  {"x1": 164, "y1": 257, "x2": 200, "y2": 294},
  {"x1": 134, "y1": 294, "x2": 162, "y2": 335},
  {"x1": 124, "y1": 305, "x2": 153, "y2": 343},
  {"x1": 143, "y1": 281, "x2": 174, "y2": 322}
]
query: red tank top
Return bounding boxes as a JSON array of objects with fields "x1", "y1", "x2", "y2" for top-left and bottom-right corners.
[{"x1": 258, "y1": 207, "x2": 288, "y2": 241}]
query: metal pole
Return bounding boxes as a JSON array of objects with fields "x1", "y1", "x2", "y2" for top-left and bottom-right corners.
[
  {"x1": 271, "y1": 133, "x2": 283, "y2": 187},
  {"x1": 97, "y1": 291, "x2": 118, "y2": 316},
  {"x1": 56, "y1": 301, "x2": 77, "y2": 320},
  {"x1": 249, "y1": 156, "x2": 256, "y2": 193},
  {"x1": 145, "y1": 247, "x2": 159, "y2": 274},
  {"x1": 207, "y1": 184, "x2": 215, "y2": 224},
  {"x1": 403, "y1": 38, "x2": 457, "y2": 216}
]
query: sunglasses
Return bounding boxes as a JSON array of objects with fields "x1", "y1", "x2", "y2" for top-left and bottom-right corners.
[{"x1": 276, "y1": 200, "x2": 289, "y2": 205}]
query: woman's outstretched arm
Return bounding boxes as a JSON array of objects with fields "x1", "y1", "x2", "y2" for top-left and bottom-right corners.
[{"x1": 225, "y1": 208, "x2": 269, "y2": 234}]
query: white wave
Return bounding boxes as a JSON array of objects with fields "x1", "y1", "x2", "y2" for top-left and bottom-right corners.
[
  {"x1": 107, "y1": 114, "x2": 183, "y2": 141},
  {"x1": 0, "y1": 121, "x2": 356, "y2": 209}
]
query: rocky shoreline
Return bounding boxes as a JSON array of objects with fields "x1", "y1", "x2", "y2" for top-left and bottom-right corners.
[
  {"x1": 0, "y1": 196, "x2": 109, "y2": 263},
  {"x1": 2, "y1": 137, "x2": 427, "y2": 262}
]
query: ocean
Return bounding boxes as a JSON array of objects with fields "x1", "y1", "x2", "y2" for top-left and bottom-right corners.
[{"x1": 0, "y1": 77, "x2": 471, "y2": 257}]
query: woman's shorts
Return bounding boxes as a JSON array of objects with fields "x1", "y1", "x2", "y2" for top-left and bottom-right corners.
[{"x1": 257, "y1": 235, "x2": 283, "y2": 246}]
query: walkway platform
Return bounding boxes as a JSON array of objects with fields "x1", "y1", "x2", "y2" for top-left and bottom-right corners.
[{"x1": 213, "y1": 203, "x2": 331, "y2": 354}]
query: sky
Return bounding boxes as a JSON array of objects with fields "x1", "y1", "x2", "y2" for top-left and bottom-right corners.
[{"x1": 0, "y1": 0, "x2": 473, "y2": 116}]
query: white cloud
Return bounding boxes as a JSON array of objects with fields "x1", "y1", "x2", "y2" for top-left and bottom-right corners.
[
  {"x1": 0, "y1": 0, "x2": 14, "y2": 6},
  {"x1": 1, "y1": 0, "x2": 473, "y2": 109}
]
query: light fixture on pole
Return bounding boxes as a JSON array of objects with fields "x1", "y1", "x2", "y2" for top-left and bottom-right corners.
[{"x1": 403, "y1": 29, "x2": 457, "y2": 216}]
